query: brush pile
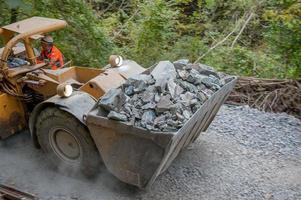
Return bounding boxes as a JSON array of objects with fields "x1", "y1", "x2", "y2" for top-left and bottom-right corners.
[{"x1": 227, "y1": 77, "x2": 301, "y2": 119}]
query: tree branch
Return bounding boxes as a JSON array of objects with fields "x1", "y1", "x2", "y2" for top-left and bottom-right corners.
[
  {"x1": 231, "y1": 12, "x2": 254, "y2": 49},
  {"x1": 194, "y1": 20, "x2": 240, "y2": 64},
  {"x1": 113, "y1": 9, "x2": 140, "y2": 39}
]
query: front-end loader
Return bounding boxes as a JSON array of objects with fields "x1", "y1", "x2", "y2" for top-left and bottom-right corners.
[
  {"x1": 0, "y1": 17, "x2": 236, "y2": 189},
  {"x1": 0, "y1": 16, "x2": 144, "y2": 174}
]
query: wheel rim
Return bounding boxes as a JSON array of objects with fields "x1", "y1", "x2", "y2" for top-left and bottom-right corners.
[{"x1": 49, "y1": 128, "x2": 82, "y2": 163}]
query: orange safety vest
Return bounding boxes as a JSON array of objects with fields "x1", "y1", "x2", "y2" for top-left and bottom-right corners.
[{"x1": 37, "y1": 45, "x2": 64, "y2": 70}]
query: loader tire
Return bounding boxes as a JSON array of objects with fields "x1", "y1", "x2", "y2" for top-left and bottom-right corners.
[{"x1": 36, "y1": 107, "x2": 100, "y2": 177}]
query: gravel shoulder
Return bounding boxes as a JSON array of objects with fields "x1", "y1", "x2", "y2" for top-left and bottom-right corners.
[{"x1": 0, "y1": 105, "x2": 300, "y2": 200}]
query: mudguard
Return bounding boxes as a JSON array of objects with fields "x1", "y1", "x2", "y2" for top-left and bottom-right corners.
[{"x1": 29, "y1": 91, "x2": 96, "y2": 148}]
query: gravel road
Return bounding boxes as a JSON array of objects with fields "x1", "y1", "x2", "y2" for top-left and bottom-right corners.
[{"x1": 0, "y1": 105, "x2": 300, "y2": 200}]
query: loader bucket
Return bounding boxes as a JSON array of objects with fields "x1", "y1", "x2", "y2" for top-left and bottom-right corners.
[{"x1": 86, "y1": 78, "x2": 237, "y2": 189}]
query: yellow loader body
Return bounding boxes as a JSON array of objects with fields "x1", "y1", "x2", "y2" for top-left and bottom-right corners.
[{"x1": 0, "y1": 92, "x2": 26, "y2": 139}]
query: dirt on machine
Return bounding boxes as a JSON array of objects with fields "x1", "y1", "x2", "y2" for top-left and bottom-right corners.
[{"x1": 0, "y1": 17, "x2": 236, "y2": 189}]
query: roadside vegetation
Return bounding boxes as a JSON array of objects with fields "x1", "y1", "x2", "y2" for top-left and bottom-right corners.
[{"x1": 0, "y1": 0, "x2": 300, "y2": 79}]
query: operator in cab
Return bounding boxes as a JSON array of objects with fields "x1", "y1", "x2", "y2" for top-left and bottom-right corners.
[{"x1": 37, "y1": 35, "x2": 64, "y2": 70}]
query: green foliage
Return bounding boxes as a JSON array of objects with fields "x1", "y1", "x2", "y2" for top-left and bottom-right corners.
[
  {"x1": 122, "y1": 0, "x2": 178, "y2": 67},
  {"x1": 165, "y1": 36, "x2": 207, "y2": 62},
  {"x1": 4, "y1": 0, "x2": 28, "y2": 9},
  {"x1": 0, "y1": 0, "x2": 113, "y2": 67},
  {"x1": 0, "y1": 1, "x2": 9, "y2": 27},
  {"x1": 203, "y1": 46, "x2": 285, "y2": 78},
  {"x1": 0, "y1": 0, "x2": 300, "y2": 78},
  {"x1": 263, "y1": 1, "x2": 301, "y2": 78}
]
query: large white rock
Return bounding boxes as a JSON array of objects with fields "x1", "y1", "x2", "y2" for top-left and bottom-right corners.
[{"x1": 151, "y1": 61, "x2": 177, "y2": 81}]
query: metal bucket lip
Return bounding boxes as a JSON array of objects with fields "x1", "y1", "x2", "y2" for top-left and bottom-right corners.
[{"x1": 87, "y1": 77, "x2": 237, "y2": 135}]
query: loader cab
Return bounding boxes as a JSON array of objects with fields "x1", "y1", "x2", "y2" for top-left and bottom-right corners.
[{"x1": 0, "y1": 17, "x2": 67, "y2": 75}]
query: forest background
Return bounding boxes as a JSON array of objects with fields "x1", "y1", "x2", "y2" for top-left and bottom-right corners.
[{"x1": 0, "y1": 0, "x2": 300, "y2": 79}]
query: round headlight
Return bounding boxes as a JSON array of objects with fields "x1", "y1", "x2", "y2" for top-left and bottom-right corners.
[
  {"x1": 109, "y1": 55, "x2": 123, "y2": 67},
  {"x1": 57, "y1": 84, "x2": 73, "y2": 98}
]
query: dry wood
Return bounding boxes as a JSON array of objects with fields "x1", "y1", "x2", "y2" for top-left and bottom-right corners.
[
  {"x1": 226, "y1": 77, "x2": 301, "y2": 119},
  {"x1": 231, "y1": 12, "x2": 254, "y2": 48}
]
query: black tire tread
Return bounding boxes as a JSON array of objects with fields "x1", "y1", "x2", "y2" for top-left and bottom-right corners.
[{"x1": 36, "y1": 107, "x2": 100, "y2": 177}]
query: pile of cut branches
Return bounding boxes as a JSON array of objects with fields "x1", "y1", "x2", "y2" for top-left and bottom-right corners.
[{"x1": 226, "y1": 77, "x2": 301, "y2": 119}]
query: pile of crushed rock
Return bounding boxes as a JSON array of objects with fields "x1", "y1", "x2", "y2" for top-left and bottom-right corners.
[{"x1": 97, "y1": 60, "x2": 232, "y2": 132}]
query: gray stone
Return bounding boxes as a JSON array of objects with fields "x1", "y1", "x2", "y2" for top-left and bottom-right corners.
[
  {"x1": 192, "y1": 102, "x2": 202, "y2": 113},
  {"x1": 180, "y1": 91, "x2": 195, "y2": 101},
  {"x1": 154, "y1": 93, "x2": 161, "y2": 103},
  {"x1": 177, "y1": 70, "x2": 189, "y2": 80},
  {"x1": 209, "y1": 74, "x2": 219, "y2": 82},
  {"x1": 128, "y1": 74, "x2": 155, "y2": 85},
  {"x1": 174, "y1": 59, "x2": 189, "y2": 65},
  {"x1": 219, "y1": 78, "x2": 226, "y2": 86},
  {"x1": 107, "y1": 111, "x2": 128, "y2": 121},
  {"x1": 132, "y1": 108, "x2": 141, "y2": 119},
  {"x1": 201, "y1": 77, "x2": 217, "y2": 88},
  {"x1": 148, "y1": 77, "x2": 156, "y2": 85},
  {"x1": 156, "y1": 94, "x2": 175, "y2": 113},
  {"x1": 167, "y1": 79, "x2": 176, "y2": 97},
  {"x1": 196, "y1": 92, "x2": 208, "y2": 102},
  {"x1": 141, "y1": 110, "x2": 156, "y2": 129},
  {"x1": 123, "y1": 104, "x2": 133, "y2": 115},
  {"x1": 151, "y1": 61, "x2": 177, "y2": 81},
  {"x1": 186, "y1": 69, "x2": 200, "y2": 83},
  {"x1": 128, "y1": 94, "x2": 139, "y2": 106},
  {"x1": 176, "y1": 112, "x2": 185, "y2": 121},
  {"x1": 166, "y1": 119, "x2": 179, "y2": 127},
  {"x1": 141, "y1": 74, "x2": 156, "y2": 85},
  {"x1": 168, "y1": 80, "x2": 185, "y2": 99},
  {"x1": 201, "y1": 89, "x2": 214, "y2": 98},
  {"x1": 124, "y1": 85, "x2": 134, "y2": 96},
  {"x1": 194, "y1": 74, "x2": 209, "y2": 85},
  {"x1": 174, "y1": 103, "x2": 185, "y2": 114},
  {"x1": 154, "y1": 115, "x2": 167, "y2": 127},
  {"x1": 197, "y1": 64, "x2": 220, "y2": 78},
  {"x1": 161, "y1": 124, "x2": 178, "y2": 132},
  {"x1": 145, "y1": 85, "x2": 157, "y2": 93},
  {"x1": 141, "y1": 92, "x2": 155, "y2": 103},
  {"x1": 183, "y1": 110, "x2": 192, "y2": 119},
  {"x1": 152, "y1": 61, "x2": 177, "y2": 93},
  {"x1": 141, "y1": 102, "x2": 156, "y2": 110},
  {"x1": 175, "y1": 85, "x2": 184, "y2": 97},
  {"x1": 98, "y1": 88, "x2": 126, "y2": 112},
  {"x1": 155, "y1": 78, "x2": 168, "y2": 93},
  {"x1": 173, "y1": 59, "x2": 189, "y2": 70},
  {"x1": 180, "y1": 92, "x2": 196, "y2": 107},
  {"x1": 130, "y1": 74, "x2": 153, "y2": 83},
  {"x1": 184, "y1": 63, "x2": 195, "y2": 71},
  {"x1": 126, "y1": 74, "x2": 150, "y2": 93},
  {"x1": 178, "y1": 81, "x2": 198, "y2": 93},
  {"x1": 197, "y1": 84, "x2": 207, "y2": 92},
  {"x1": 190, "y1": 99, "x2": 199, "y2": 106}
]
